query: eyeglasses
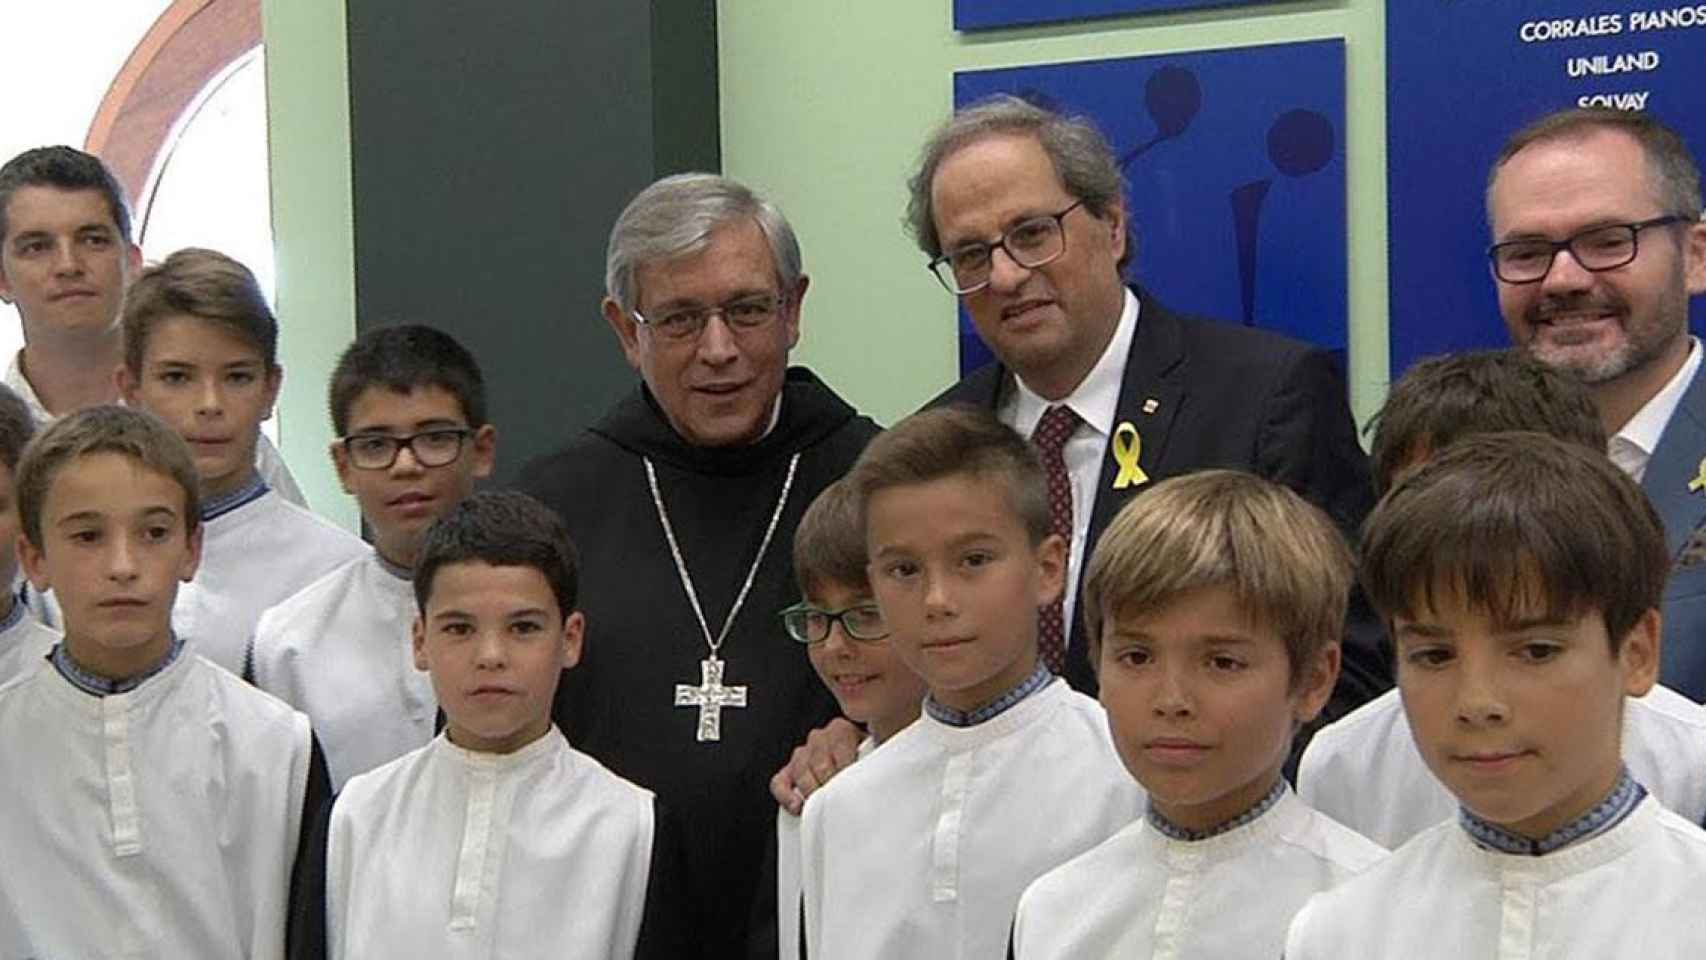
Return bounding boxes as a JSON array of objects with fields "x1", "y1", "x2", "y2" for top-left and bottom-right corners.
[
  {"x1": 1487, "y1": 215, "x2": 1691, "y2": 284},
  {"x1": 341, "y1": 428, "x2": 473, "y2": 470},
  {"x1": 779, "y1": 601, "x2": 890, "y2": 645},
  {"x1": 928, "y1": 200, "x2": 1085, "y2": 295},
  {"x1": 632, "y1": 294, "x2": 784, "y2": 341}
]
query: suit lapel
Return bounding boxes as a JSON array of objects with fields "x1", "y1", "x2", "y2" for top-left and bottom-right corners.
[
  {"x1": 1063, "y1": 291, "x2": 1188, "y2": 693},
  {"x1": 1643, "y1": 362, "x2": 1706, "y2": 561},
  {"x1": 1084, "y1": 293, "x2": 1187, "y2": 546}
]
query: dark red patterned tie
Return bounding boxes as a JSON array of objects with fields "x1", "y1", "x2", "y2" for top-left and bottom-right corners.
[{"x1": 1030, "y1": 405, "x2": 1080, "y2": 675}]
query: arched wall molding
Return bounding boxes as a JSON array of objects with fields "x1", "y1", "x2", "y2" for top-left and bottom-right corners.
[{"x1": 83, "y1": 0, "x2": 261, "y2": 240}]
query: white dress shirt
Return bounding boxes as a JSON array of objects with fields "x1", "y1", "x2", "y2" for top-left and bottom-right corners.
[
  {"x1": 1000, "y1": 290, "x2": 1140, "y2": 643},
  {"x1": 1608, "y1": 337, "x2": 1701, "y2": 482},
  {"x1": 1013, "y1": 788, "x2": 1384, "y2": 960},
  {"x1": 800, "y1": 681, "x2": 1143, "y2": 960},
  {"x1": 1284, "y1": 797, "x2": 1706, "y2": 958}
]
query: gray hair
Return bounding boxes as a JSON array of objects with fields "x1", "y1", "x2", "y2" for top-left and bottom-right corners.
[
  {"x1": 1487, "y1": 107, "x2": 1704, "y2": 225},
  {"x1": 604, "y1": 173, "x2": 803, "y2": 312},
  {"x1": 905, "y1": 94, "x2": 1132, "y2": 269}
]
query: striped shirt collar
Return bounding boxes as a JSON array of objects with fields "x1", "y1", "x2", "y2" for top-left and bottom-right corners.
[
  {"x1": 201, "y1": 473, "x2": 269, "y2": 522},
  {"x1": 1459, "y1": 767, "x2": 1645, "y2": 856},
  {"x1": 51, "y1": 633, "x2": 186, "y2": 697},
  {"x1": 923, "y1": 661, "x2": 1054, "y2": 728},
  {"x1": 1147, "y1": 776, "x2": 1288, "y2": 842}
]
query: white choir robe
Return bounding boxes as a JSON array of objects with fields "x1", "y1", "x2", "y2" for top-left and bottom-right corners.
[
  {"x1": 251, "y1": 551, "x2": 433, "y2": 789},
  {"x1": 1284, "y1": 796, "x2": 1706, "y2": 957},
  {"x1": 1011, "y1": 788, "x2": 1384, "y2": 960},
  {"x1": 1297, "y1": 685, "x2": 1706, "y2": 848},
  {"x1": 0, "y1": 652, "x2": 313, "y2": 959},
  {"x1": 328, "y1": 728, "x2": 668, "y2": 960},
  {"x1": 0, "y1": 604, "x2": 58, "y2": 686},
  {"x1": 177, "y1": 488, "x2": 366, "y2": 675},
  {"x1": 777, "y1": 736, "x2": 876, "y2": 960},
  {"x1": 800, "y1": 681, "x2": 1144, "y2": 960}
]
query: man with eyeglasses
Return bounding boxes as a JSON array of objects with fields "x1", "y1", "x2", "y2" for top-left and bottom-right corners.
[
  {"x1": 514, "y1": 173, "x2": 879, "y2": 959},
  {"x1": 1488, "y1": 107, "x2": 1706, "y2": 698},
  {"x1": 917, "y1": 95, "x2": 1376, "y2": 706}
]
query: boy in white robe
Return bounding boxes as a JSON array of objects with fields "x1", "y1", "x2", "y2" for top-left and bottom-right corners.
[
  {"x1": 322, "y1": 491, "x2": 688, "y2": 960},
  {"x1": 0, "y1": 406, "x2": 326, "y2": 959},
  {"x1": 766, "y1": 479, "x2": 927, "y2": 959},
  {"x1": 799, "y1": 408, "x2": 1144, "y2": 960},
  {"x1": 0, "y1": 383, "x2": 58, "y2": 684},
  {"x1": 1297, "y1": 350, "x2": 1706, "y2": 846},
  {"x1": 250, "y1": 325, "x2": 497, "y2": 788},
  {"x1": 1011, "y1": 471, "x2": 1385, "y2": 959},
  {"x1": 117, "y1": 249, "x2": 365, "y2": 675},
  {"x1": 1286, "y1": 433, "x2": 1706, "y2": 957}
]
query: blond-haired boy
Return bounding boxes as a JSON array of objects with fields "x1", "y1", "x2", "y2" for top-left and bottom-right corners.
[{"x1": 1012, "y1": 470, "x2": 1383, "y2": 958}]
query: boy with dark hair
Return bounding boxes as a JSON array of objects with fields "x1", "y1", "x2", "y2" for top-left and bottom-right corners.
[
  {"x1": 1299, "y1": 353, "x2": 1706, "y2": 847},
  {"x1": 1366, "y1": 349, "x2": 1605, "y2": 493},
  {"x1": 0, "y1": 381, "x2": 56, "y2": 683},
  {"x1": 251, "y1": 324, "x2": 496, "y2": 788},
  {"x1": 118, "y1": 248, "x2": 364, "y2": 674},
  {"x1": 324, "y1": 491, "x2": 685, "y2": 959},
  {"x1": 771, "y1": 479, "x2": 926, "y2": 956},
  {"x1": 800, "y1": 406, "x2": 1141, "y2": 960},
  {"x1": 0, "y1": 405, "x2": 325, "y2": 959},
  {"x1": 1012, "y1": 470, "x2": 1383, "y2": 959},
  {"x1": 1286, "y1": 433, "x2": 1706, "y2": 955},
  {"x1": 0, "y1": 147, "x2": 305, "y2": 502}
]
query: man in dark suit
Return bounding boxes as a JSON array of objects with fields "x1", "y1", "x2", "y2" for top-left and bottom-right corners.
[
  {"x1": 912, "y1": 94, "x2": 1380, "y2": 701},
  {"x1": 1488, "y1": 108, "x2": 1706, "y2": 699},
  {"x1": 767, "y1": 95, "x2": 1381, "y2": 814}
]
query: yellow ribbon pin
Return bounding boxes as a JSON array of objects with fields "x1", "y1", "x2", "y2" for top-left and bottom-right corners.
[
  {"x1": 1111, "y1": 421, "x2": 1149, "y2": 490},
  {"x1": 1690, "y1": 455, "x2": 1706, "y2": 494}
]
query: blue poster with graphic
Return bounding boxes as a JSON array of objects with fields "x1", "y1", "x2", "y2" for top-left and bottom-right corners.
[
  {"x1": 1387, "y1": 3, "x2": 1706, "y2": 379},
  {"x1": 953, "y1": 39, "x2": 1346, "y2": 377},
  {"x1": 956, "y1": 0, "x2": 1288, "y2": 31}
]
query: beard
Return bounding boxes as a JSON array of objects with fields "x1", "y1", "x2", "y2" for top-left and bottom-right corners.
[{"x1": 1520, "y1": 284, "x2": 1688, "y2": 386}]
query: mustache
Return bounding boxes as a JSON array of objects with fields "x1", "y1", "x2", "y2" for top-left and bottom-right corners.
[{"x1": 1529, "y1": 290, "x2": 1627, "y2": 321}]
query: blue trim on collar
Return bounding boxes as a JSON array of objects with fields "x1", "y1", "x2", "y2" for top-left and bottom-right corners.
[
  {"x1": 1147, "y1": 777, "x2": 1288, "y2": 842},
  {"x1": 924, "y1": 661, "x2": 1053, "y2": 728},
  {"x1": 201, "y1": 474, "x2": 269, "y2": 522},
  {"x1": 374, "y1": 550, "x2": 414, "y2": 581},
  {"x1": 1459, "y1": 767, "x2": 1646, "y2": 856},
  {"x1": 51, "y1": 633, "x2": 186, "y2": 697}
]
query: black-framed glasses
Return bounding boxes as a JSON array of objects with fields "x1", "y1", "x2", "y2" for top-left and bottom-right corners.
[
  {"x1": 779, "y1": 601, "x2": 890, "y2": 645},
  {"x1": 341, "y1": 428, "x2": 473, "y2": 470},
  {"x1": 1488, "y1": 215, "x2": 1691, "y2": 284},
  {"x1": 632, "y1": 294, "x2": 784, "y2": 341},
  {"x1": 928, "y1": 200, "x2": 1085, "y2": 295}
]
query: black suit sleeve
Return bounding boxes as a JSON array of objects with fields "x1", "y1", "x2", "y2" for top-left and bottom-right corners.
[
  {"x1": 1254, "y1": 348, "x2": 1392, "y2": 767},
  {"x1": 634, "y1": 799, "x2": 697, "y2": 960},
  {"x1": 286, "y1": 736, "x2": 334, "y2": 960},
  {"x1": 1253, "y1": 347, "x2": 1375, "y2": 545}
]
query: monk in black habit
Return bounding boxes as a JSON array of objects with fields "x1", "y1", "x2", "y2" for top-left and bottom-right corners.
[{"x1": 516, "y1": 173, "x2": 879, "y2": 958}]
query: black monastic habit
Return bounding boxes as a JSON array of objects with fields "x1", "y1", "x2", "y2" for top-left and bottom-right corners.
[{"x1": 515, "y1": 368, "x2": 880, "y2": 957}]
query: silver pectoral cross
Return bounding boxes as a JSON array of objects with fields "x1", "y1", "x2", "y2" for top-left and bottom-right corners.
[{"x1": 674, "y1": 655, "x2": 748, "y2": 742}]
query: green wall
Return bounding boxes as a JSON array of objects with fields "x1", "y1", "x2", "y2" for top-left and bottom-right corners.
[
  {"x1": 263, "y1": 0, "x2": 358, "y2": 530},
  {"x1": 719, "y1": 1, "x2": 1388, "y2": 430}
]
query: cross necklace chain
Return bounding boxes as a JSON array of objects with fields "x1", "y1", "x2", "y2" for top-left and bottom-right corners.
[{"x1": 646, "y1": 453, "x2": 801, "y2": 742}]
